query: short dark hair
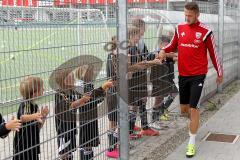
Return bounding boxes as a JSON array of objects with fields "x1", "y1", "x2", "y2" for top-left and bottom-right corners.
[
  {"x1": 160, "y1": 35, "x2": 171, "y2": 43},
  {"x1": 131, "y1": 18, "x2": 145, "y2": 29},
  {"x1": 128, "y1": 26, "x2": 140, "y2": 39},
  {"x1": 185, "y1": 2, "x2": 200, "y2": 13},
  {"x1": 54, "y1": 68, "x2": 73, "y2": 90}
]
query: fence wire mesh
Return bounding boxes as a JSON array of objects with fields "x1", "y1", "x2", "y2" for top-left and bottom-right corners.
[{"x1": 0, "y1": 0, "x2": 239, "y2": 160}]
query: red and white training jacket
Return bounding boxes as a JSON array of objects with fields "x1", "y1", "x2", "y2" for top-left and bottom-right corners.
[{"x1": 162, "y1": 21, "x2": 223, "y2": 77}]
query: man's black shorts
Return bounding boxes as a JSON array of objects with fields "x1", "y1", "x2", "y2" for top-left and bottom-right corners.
[{"x1": 178, "y1": 74, "x2": 206, "y2": 108}]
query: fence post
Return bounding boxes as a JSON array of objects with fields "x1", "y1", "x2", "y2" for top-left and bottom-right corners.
[
  {"x1": 238, "y1": 1, "x2": 240, "y2": 79},
  {"x1": 218, "y1": 0, "x2": 224, "y2": 92},
  {"x1": 117, "y1": 0, "x2": 129, "y2": 159}
]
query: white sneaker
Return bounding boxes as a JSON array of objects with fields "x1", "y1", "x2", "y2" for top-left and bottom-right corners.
[
  {"x1": 150, "y1": 121, "x2": 170, "y2": 130},
  {"x1": 149, "y1": 121, "x2": 163, "y2": 130}
]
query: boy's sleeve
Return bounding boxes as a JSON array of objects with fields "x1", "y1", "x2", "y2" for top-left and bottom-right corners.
[
  {"x1": 17, "y1": 103, "x2": 25, "y2": 119},
  {"x1": 166, "y1": 57, "x2": 174, "y2": 63},
  {"x1": 147, "y1": 52, "x2": 156, "y2": 61},
  {"x1": 142, "y1": 44, "x2": 148, "y2": 55},
  {"x1": 0, "y1": 114, "x2": 10, "y2": 138},
  {"x1": 141, "y1": 44, "x2": 157, "y2": 61},
  {"x1": 129, "y1": 47, "x2": 139, "y2": 65},
  {"x1": 90, "y1": 87, "x2": 105, "y2": 103},
  {"x1": 55, "y1": 94, "x2": 66, "y2": 116},
  {"x1": 17, "y1": 103, "x2": 35, "y2": 126}
]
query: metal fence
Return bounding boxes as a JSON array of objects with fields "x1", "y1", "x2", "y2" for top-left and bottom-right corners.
[{"x1": 0, "y1": 0, "x2": 239, "y2": 160}]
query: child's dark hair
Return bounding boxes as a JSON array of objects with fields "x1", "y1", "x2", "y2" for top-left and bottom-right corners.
[
  {"x1": 128, "y1": 26, "x2": 140, "y2": 39},
  {"x1": 19, "y1": 76, "x2": 43, "y2": 99},
  {"x1": 54, "y1": 68, "x2": 73, "y2": 90},
  {"x1": 160, "y1": 35, "x2": 171, "y2": 43},
  {"x1": 131, "y1": 18, "x2": 145, "y2": 29},
  {"x1": 75, "y1": 65, "x2": 94, "y2": 82}
]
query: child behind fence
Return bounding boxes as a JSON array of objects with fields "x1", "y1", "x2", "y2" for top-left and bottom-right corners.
[
  {"x1": 127, "y1": 26, "x2": 160, "y2": 139},
  {"x1": 105, "y1": 36, "x2": 119, "y2": 158},
  {"x1": 150, "y1": 35, "x2": 178, "y2": 129},
  {"x1": 131, "y1": 18, "x2": 161, "y2": 136},
  {"x1": 13, "y1": 76, "x2": 49, "y2": 160},
  {"x1": 54, "y1": 68, "x2": 90, "y2": 160},
  {"x1": 74, "y1": 65, "x2": 113, "y2": 160}
]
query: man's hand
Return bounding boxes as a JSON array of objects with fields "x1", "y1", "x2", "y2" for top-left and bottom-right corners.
[
  {"x1": 171, "y1": 53, "x2": 178, "y2": 62},
  {"x1": 216, "y1": 76, "x2": 223, "y2": 85},
  {"x1": 155, "y1": 50, "x2": 166, "y2": 62},
  {"x1": 173, "y1": 56, "x2": 178, "y2": 62}
]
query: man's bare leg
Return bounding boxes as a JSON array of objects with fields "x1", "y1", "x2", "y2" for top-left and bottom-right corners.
[
  {"x1": 189, "y1": 108, "x2": 199, "y2": 134},
  {"x1": 180, "y1": 104, "x2": 190, "y2": 117},
  {"x1": 186, "y1": 107, "x2": 199, "y2": 158}
]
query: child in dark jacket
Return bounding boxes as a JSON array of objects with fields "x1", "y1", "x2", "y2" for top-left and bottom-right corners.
[
  {"x1": 54, "y1": 66, "x2": 113, "y2": 160},
  {"x1": 105, "y1": 36, "x2": 119, "y2": 158},
  {"x1": 74, "y1": 65, "x2": 113, "y2": 160},
  {"x1": 0, "y1": 114, "x2": 21, "y2": 138},
  {"x1": 131, "y1": 18, "x2": 160, "y2": 136},
  {"x1": 54, "y1": 68, "x2": 91, "y2": 160},
  {"x1": 150, "y1": 35, "x2": 178, "y2": 129},
  {"x1": 127, "y1": 26, "x2": 160, "y2": 138},
  {"x1": 13, "y1": 76, "x2": 49, "y2": 160}
]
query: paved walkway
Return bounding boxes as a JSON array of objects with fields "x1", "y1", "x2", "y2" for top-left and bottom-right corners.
[{"x1": 166, "y1": 90, "x2": 240, "y2": 160}]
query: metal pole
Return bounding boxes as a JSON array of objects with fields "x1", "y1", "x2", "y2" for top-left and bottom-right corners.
[
  {"x1": 218, "y1": 0, "x2": 224, "y2": 92},
  {"x1": 87, "y1": 0, "x2": 90, "y2": 21},
  {"x1": 167, "y1": 0, "x2": 169, "y2": 11},
  {"x1": 145, "y1": 0, "x2": 148, "y2": 8},
  {"x1": 238, "y1": 0, "x2": 240, "y2": 79},
  {"x1": 77, "y1": 11, "x2": 81, "y2": 54},
  {"x1": 105, "y1": 0, "x2": 108, "y2": 21},
  {"x1": 117, "y1": 0, "x2": 129, "y2": 159}
]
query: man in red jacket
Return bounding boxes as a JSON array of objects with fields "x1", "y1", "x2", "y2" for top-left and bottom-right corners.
[{"x1": 157, "y1": 2, "x2": 223, "y2": 158}]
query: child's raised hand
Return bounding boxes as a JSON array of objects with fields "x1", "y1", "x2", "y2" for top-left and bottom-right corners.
[
  {"x1": 133, "y1": 63, "x2": 147, "y2": 70},
  {"x1": 173, "y1": 57, "x2": 178, "y2": 62},
  {"x1": 79, "y1": 95, "x2": 91, "y2": 105},
  {"x1": 5, "y1": 116, "x2": 21, "y2": 132},
  {"x1": 102, "y1": 80, "x2": 114, "y2": 91},
  {"x1": 33, "y1": 112, "x2": 43, "y2": 124},
  {"x1": 41, "y1": 106, "x2": 49, "y2": 118},
  {"x1": 127, "y1": 72, "x2": 133, "y2": 79},
  {"x1": 70, "y1": 95, "x2": 91, "y2": 108},
  {"x1": 148, "y1": 59, "x2": 162, "y2": 65}
]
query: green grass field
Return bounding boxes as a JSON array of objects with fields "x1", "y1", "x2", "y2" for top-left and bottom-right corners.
[
  {"x1": 0, "y1": 25, "x2": 115, "y2": 100},
  {"x1": 0, "y1": 23, "x2": 158, "y2": 114}
]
